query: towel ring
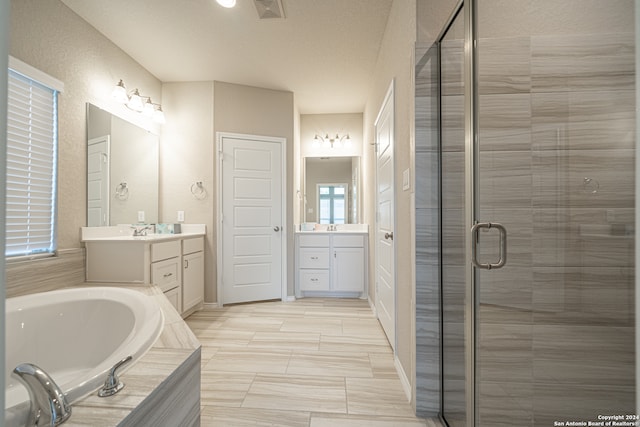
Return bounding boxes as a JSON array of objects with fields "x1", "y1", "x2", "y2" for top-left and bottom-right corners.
[
  {"x1": 191, "y1": 181, "x2": 207, "y2": 200},
  {"x1": 115, "y1": 182, "x2": 129, "y2": 200}
]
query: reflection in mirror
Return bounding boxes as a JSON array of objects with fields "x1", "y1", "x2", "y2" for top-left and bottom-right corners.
[
  {"x1": 86, "y1": 103, "x2": 159, "y2": 226},
  {"x1": 304, "y1": 157, "x2": 360, "y2": 224}
]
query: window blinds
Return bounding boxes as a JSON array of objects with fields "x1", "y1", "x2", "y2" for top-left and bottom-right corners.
[{"x1": 6, "y1": 69, "x2": 58, "y2": 257}]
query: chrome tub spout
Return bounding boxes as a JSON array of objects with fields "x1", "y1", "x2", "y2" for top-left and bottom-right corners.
[{"x1": 13, "y1": 363, "x2": 71, "y2": 426}]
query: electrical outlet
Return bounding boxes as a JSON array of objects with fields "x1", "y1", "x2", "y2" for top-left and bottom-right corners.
[
  {"x1": 137, "y1": 211, "x2": 145, "y2": 222},
  {"x1": 177, "y1": 211, "x2": 185, "y2": 222}
]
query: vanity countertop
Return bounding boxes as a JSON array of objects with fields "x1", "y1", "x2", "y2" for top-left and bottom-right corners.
[
  {"x1": 296, "y1": 230, "x2": 368, "y2": 234},
  {"x1": 81, "y1": 224, "x2": 206, "y2": 242}
]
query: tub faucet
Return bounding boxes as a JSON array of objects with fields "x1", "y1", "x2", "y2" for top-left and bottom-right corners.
[{"x1": 13, "y1": 363, "x2": 72, "y2": 426}]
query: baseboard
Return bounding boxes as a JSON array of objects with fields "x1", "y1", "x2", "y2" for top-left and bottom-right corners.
[
  {"x1": 284, "y1": 295, "x2": 296, "y2": 302},
  {"x1": 394, "y1": 355, "x2": 412, "y2": 402},
  {"x1": 203, "y1": 302, "x2": 220, "y2": 310},
  {"x1": 368, "y1": 297, "x2": 377, "y2": 317}
]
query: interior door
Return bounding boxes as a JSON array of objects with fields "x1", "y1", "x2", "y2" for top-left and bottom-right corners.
[
  {"x1": 221, "y1": 134, "x2": 283, "y2": 304},
  {"x1": 375, "y1": 82, "x2": 396, "y2": 350},
  {"x1": 87, "y1": 136, "x2": 109, "y2": 226}
]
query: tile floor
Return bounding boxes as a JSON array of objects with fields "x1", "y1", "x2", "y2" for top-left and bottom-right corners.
[{"x1": 186, "y1": 298, "x2": 443, "y2": 427}]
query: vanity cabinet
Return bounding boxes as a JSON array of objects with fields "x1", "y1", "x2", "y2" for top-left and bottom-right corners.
[
  {"x1": 182, "y1": 237, "x2": 204, "y2": 316},
  {"x1": 151, "y1": 240, "x2": 182, "y2": 313},
  {"x1": 84, "y1": 232, "x2": 205, "y2": 317},
  {"x1": 296, "y1": 232, "x2": 367, "y2": 297}
]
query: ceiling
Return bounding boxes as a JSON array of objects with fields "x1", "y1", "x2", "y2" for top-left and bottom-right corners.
[{"x1": 61, "y1": 0, "x2": 394, "y2": 114}]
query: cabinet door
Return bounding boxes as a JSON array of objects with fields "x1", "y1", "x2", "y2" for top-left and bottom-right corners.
[
  {"x1": 183, "y1": 251, "x2": 204, "y2": 312},
  {"x1": 332, "y1": 247, "x2": 364, "y2": 292},
  {"x1": 164, "y1": 287, "x2": 181, "y2": 313}
]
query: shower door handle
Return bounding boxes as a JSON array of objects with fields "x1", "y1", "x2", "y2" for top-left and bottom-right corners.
[{"x1": 471, "y1": 222, "x2": 507, "y2": 270}]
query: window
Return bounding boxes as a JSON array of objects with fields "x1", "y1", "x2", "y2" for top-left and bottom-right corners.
[
  {"x1": 317, "y1": 184, "x2": 347, "y2": 224},
  {"x1": 6, "y1": 57, "x2": 62, "y2": 258}
]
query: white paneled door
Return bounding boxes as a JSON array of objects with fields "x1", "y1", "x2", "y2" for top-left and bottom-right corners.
[
  {"x1": 220, "y1": 134, "x2": 284, "y2": 304},
  {"x1": 375, "y1": 82, "x2": 396, "y2": 350},
  {"x1": 87, "y1": 136, "x2": 110, "y2": 226}
]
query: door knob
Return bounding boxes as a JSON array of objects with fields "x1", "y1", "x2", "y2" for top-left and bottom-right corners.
[
  {"x1": 384, "y1": 232, "x2": 394, "y2": 240},
  {"x1": 273, "y1": 226, "x2": 280, "y2": 232}
]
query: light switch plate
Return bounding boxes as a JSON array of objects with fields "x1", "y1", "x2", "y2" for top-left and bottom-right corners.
[
  {"x1": 403, "y1": 168, "x2": 410, "y2": 191},
  {"x1": 177, "y1": 211, "x2": 185, "y2": 222},
  {"x1": 137, "y1": 211, "x2": 145, "y2": 222}
]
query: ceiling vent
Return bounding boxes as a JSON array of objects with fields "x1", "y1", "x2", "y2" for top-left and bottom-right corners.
[{"x1": 253, "y1": 0, "x2": 285, "y2": 19}]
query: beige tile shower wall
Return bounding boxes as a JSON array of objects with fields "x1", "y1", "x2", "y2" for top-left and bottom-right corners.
[
  {"x1": 9, "y1": 0, "x2": 162, "y2": 295},
  {"x1": 363, "y1": 0, "x2": 417, "y2": 405}
]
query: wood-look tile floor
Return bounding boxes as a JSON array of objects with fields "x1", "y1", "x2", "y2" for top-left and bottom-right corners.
[{"x1": 186, "y1": 298, "x2": 443, "y2": 427}]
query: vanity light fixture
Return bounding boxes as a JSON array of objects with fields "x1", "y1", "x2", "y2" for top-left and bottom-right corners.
[
  {"x1": 111, "y1": 79, "x2": 165, "y2": 124},
  {"x1": 216, "y1": 0, "x2": 236, "y2": 8},
  {"x1": 313, "y1": 133, "x2": 351, "y2": 149}
]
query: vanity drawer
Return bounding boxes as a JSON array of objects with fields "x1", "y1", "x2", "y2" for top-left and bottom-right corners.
[
  {"x1": 151, "y1": 240, "x2": 181, "y2": 262},
  {"x1": 151, "y1": 258, "x2": 180, "y2": 292},
  {"x1": 298, "y1": 234, "x2": 330, "y2": 247},
  {"x1": 183, "y1": 237, "x2": 204, "y2": 255},
  {"x1": 299, "y1": 269, "x2": 330, "y2": 291},
  {"x1": 298, "y1": 248, "x2": 330, "y2": 269},
  {"x1": 332, "y1": 234, "x2": 365, "y2": 248}
]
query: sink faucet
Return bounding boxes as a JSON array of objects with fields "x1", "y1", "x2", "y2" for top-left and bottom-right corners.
[
  {"x1": 131, "y1": 225, "x2": 153, "y2": 236},
  {"x1": 327, "y1": 224, "x2": 337, "y2": 231},
  {"x1": 13, "y1": 363, "x2": 72, "y2": 426}
]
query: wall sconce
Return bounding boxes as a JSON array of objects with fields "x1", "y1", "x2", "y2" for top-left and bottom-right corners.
[
  {"x1": 112, "y1": 79, "x2": 165, "y2": 124},
  {"x1": 312, "y1": 133, "x2": 351, "y2": 149}
]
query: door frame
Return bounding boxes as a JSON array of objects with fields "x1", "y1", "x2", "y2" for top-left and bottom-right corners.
[
  {"x1": 374, "y1": 79, "x2": 397, "y2": 350},
  {"x1": 216, "y1": 132, "x2": 288, "y2": 306}
]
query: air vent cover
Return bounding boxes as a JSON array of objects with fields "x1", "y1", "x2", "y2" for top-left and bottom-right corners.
[{"x1": 253, "y1": 0, "x2": 285, "y2": 19}]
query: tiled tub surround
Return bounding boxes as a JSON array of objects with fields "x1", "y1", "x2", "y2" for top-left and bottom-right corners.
[
  {"x1": 50, "y1": 284, "x2": 200, "y2": 427},
  {"x1": 415, "y1": 30, "x2": 635, "y2": 424}
]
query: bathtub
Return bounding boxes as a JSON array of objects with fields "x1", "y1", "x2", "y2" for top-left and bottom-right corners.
[{"x1": 5, "y1": 286, "x2": 164, "y2": 426}]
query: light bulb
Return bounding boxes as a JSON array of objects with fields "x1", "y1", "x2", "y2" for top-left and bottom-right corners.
[
  {"x1": 112, "y1": 80, "x2": 128, "y2": 103},
  {"x1": 153, "y1": 106, "x2": 166, "y2": 124},
  {"x1": 127, "y1": 89, "x2": 144, "y2": 112},
  {"x1": 143, "y1": 98, "x2": 154, "y2": 117},
  {"x1": 216, "y1": 0, "x2": 236, "y2": 8}
]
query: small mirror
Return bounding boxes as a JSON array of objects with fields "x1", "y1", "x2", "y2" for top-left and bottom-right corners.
[
  {"x1": 86, "y1": 103, "x2": 159, "y2": 226},
  {"x1": 304, "y1": 157, "x2": 360, "y2": 224}
]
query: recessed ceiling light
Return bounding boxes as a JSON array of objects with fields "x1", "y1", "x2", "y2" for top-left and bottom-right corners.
[{"x1": 216, "y1": 0, "x2": 236, "y2": 8}]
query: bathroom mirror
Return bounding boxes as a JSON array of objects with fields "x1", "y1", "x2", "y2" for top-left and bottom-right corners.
[
  {"x1": 304, "y1": 156, "x2": 360, "y2": 224},
  {"x1": 86, "y1": 103, "x2": 159, "y2": 226}
]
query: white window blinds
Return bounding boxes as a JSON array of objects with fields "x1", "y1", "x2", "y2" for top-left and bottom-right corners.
[{"x1": 6, "y1": 68, "x2": 59, "y2": 258}]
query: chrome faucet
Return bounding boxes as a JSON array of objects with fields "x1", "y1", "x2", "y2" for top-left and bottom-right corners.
[
  {"x1": 131, "y1": 225, "x2": 153, "y2": 236},
  {"x1": 13, "y1": 363, "x2": 72, "y2": 426},
  {"x1": 327, "y1": 224, "x2": 337, "y2": 231}
]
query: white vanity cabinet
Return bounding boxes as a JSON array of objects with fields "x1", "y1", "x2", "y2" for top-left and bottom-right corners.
[
  {"x1": 296, "y1": 232, "x2": 367, "y2": 297},
  {"x1": 181, "y1": 237, "x2": 204, "y2": 316},
  {"x1": 151, "y1": 240, "x2": 182, "y2": 312},
  {"x1": 83, "y1": 228, "x2": 206, "y2": 317}
]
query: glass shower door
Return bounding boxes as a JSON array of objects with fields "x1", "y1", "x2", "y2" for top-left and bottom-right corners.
[
  {"x1": 440, "y1": 8, "x2": 466, "y2": 427},
  {"x1": 473, "y1": 1, "x2": 636, "y2": 425}
]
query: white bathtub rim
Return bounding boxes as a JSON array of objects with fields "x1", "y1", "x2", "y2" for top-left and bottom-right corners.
[{"x1": 5, "y1": 286, "x2": 164, "y2": 410}]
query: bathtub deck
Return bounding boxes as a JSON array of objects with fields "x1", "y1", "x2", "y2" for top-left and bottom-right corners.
[{"x1": 63, "y1": 283, "x2": 201, "y2": 427}]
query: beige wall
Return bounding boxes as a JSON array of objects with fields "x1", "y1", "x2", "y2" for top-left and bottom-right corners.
[
  {"x1": 213, "y1": 81, "x2": 295, "y2": 299},
  {"x1": 363, "y1": 0, "x2": 417, "y2": 398},
  {"x1": 160, "y1": 82, "x2": 216, "y2": 302},
  {"x1": 10, "y1": 0, "x2": 162, "y2": 251},
  {"x1": 8, "y1": 0, "x2": 162, "y2": 296}
]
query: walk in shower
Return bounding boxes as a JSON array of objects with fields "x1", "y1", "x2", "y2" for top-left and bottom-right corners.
[{"x1": 415, "y1": 1, "x2": 636, "y2": 425}]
